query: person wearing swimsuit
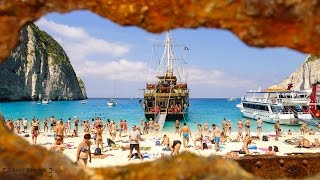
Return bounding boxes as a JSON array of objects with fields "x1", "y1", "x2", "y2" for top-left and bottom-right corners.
[
  {"x1": 76, "y1": 134, "x2": 92, "y2": 166},
  {"x1": 170, "y1": 140, "x2": 182, "y2": 155}
]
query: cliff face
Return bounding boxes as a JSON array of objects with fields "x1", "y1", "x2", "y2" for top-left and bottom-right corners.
[
  {"x1": 0, "y1": 24, "x2": 87, "y2": 101},
  {"x1": 269, "y1": 55, "x2": 320, "y2": 91}
]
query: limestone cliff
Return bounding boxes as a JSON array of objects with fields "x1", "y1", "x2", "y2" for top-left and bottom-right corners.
[
  {"x1": 268, "y1": 55, "x2": 320, "y2": 91},
  {"x1": 0, "y1": 23, "x2": 87, "y2": 101}
]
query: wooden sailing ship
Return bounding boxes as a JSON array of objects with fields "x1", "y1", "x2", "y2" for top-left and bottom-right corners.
[{"x1": 142, "y1": 32, "x2": 189, "y2": 121}]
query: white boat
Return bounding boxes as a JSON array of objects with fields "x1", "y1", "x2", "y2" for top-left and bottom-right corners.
[
  {"x1": 227, "y1": 98, "x2": 237, "y2": 101},
  {"x1": 237, "y1": 90, "x2": 313, "y2": 125},
  {"x1": 81, "y1": 100, "x2": 86, "y2": 104},
  {"x1": 107, "y1": 80, "x2": 117, "y2": 106},
  {"x1": 42, "y1": 99, "x2": 49, "y2": 104},
  {"x1": 107, "y1": 99, "x2": 117, "y2": 106}
]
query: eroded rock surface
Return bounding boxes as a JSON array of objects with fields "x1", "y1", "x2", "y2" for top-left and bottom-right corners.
[
  {"x1": 0, "y1": 24, "x2": 87, "y2": 101},
  {"x1": 1, "y1": 0, "x2": 320, "y2": 63}
]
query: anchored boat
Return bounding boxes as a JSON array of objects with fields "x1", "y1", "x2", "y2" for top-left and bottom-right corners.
[
  {"x1": 141, "y1": 32, "x2": 189, "y2": 124},
  {"x1": 236, "y1": 84, "x2": 317, "y2": 125}
]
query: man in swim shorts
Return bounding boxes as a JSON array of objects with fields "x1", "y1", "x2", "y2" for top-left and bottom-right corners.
[
  {"x1": 180, "y1": 122, "x2": 191, "y2": 148},
  {"x1": 212, "y1": 124, "x2": 221, "y2": 152}
]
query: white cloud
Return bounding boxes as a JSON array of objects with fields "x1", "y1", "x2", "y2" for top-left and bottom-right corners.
[
  {"x1": 185, "y1": 66, "x2": 254, "y2": 88},
  {"x1": 36, "y1": 18, "x2": 130, "y2": 59},
  {"x1": 35, "y1": 18, "x2": 259, "y2": 97}
]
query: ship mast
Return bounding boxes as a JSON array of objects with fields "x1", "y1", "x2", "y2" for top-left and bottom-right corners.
[{"x1": 165, "y1": 32, "x2": 174, "y2": 76}]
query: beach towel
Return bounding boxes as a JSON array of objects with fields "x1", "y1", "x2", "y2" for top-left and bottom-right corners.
[
  {"x1": 155, "y1": 139, "x2": 161, "y2": 146},
  {"x1": 142, "y1": 153, "x2": 152, "y2": 159},
  {"x1": 248, "y1": 145, "x2": 257, "y2": 150},
  {"x1": 162, "y1": 147, "x2": 171, "y2": 151},
  {"x1": 140, "y1": 147, "x2": 151, "y2": 151},
  {"x1": 258, "y1": 148, "x2": 269, "y2": 152}
]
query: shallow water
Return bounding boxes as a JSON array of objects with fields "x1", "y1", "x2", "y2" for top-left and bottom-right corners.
[{"x1": 0, "y1": 98, "x2": 313, "y2": 133}]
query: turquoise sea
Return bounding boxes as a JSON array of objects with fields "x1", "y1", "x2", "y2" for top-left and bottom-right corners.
[{"x1": 0, "y1": 98, "x2": 307, "y2": 133}]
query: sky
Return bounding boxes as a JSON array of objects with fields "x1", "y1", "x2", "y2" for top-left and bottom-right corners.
[{"x1": 35, "y1": 10, "x2": 307, "y2": 98}]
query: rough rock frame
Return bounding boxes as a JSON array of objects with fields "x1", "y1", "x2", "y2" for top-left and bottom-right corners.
[
  {"x1": 1, "y1": 0, "x2": 320, "y2": 63},
  {"x1": 1, "y1": 0, "x2": 320, "y2": 179}
]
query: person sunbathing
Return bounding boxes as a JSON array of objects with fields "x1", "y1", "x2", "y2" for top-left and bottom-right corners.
[
  {"x1": 224, "y1": 151, "x2": 240, "y2": 159},
  {"x1": 311, "y1": 138, "x2": 320, "y2": 148},
  {"x1": 196, "y1": 135, "x2": 212, "y2": 150},
  {"x1": 265, "y1": 146, "x2": 276, "y2": 155},
  {"x1": 309, "y1": 129, "x2": 315, "y2": 135},
  {"x1": 92, "y1": 148, "x2": 109, "y2": 159},
  {"x1": 48, "y1": 137, "x2": 66, "y2": 153},
  {"x1": 298, "y1": 138, "x2": 311, "y2": 148},
  {"x1": 242, "y1": 137, "x2": 252, "y2": 155}
]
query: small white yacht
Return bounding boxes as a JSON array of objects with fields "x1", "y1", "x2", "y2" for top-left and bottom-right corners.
[
  {"x1": 237, "y1": 90, "x2": 313, "y2": 125},
  {"x1": 107, "y1": 99, "x2": 116, "y2": 106}
]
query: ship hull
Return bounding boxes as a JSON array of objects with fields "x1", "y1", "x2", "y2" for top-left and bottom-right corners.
[{"x1": 144, "y1": 112, "x2": 188, "y2": 121}]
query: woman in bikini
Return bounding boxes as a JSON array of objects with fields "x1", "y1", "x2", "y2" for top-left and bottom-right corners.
[
  {"x1": 31, "y1": 126, "x2": 40, "y2": 144},
  {"x1": 96, "y1": 124, "x2": 106, "y2": 152},
  {"x1": 76, "y1": 134, "x2": 92, "y2": 166},
  {"x1": 83, "y1": 120, "x2": 90, "y2": 135}
]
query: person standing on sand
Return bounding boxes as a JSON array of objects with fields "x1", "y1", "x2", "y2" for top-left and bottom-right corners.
[
  {"x1": 212, "y1": 124, "x2": 221, "y2": 152},
  {"x1": 222, "y1": 118, "x2": 227, "y2": 135},
  {"x1": 43, "y1": 118, "x2": 48, "y2": 132},
  {"x1": 22, "y1": 118, "x2": 28, "y2": 132},
  {"x1": 245, "y1": 118, "x2": 251, "y2": 135},
  {"x1": 180, "y1": 122, "x2": 191, "y2": 148},
  {"x1": 76, "y1": 134, "x2": 92, "y2": 166},
  {"x1": 74, "y1": 117, "x2": 79, "y2": 133},
  {"x1": 50, "y1": 116, "x2": 55, "y2": 132},
  {"x1": 123, "y1": 120, "x2": 128, "y2": 135},
  {"x1": 193, "y1": 124, "x2": 203, "y2": 146},
  {"x1": 56, "y1": 121, "x2": 65, "y2": 143},
  {"x1": 175, "y1": 120, "x2": 180, "y2": 134},
  {"x1": 227, "y1": 120, "x2": 232, "y2": 136},
  {"x1": 203, "y1": 121, "x2": 209, "y2": 134},
  {"x1": 274, "y1": 121, "x2": 280, "y2": 141},
  {"x1": 155, "y1": 121, "x2": 160, "y2": 135},
  {"x1": 238, "y1": 119, "x2": 243, "y2": 135},
  {"x1": 83, "y1": 120, "x2": 90, "y2": 134},
  {"x1": 119, "y1": 119, "x2": 124, "y2": 138},
  {"x1": 110, "y1": 121, "x2": 117, "y2": 141},
  {"x1": 15, "y1": 119, "x2": 21, "y2": 134},
  {"x1": 149, "y1": 118, "x2": 154, "y2": 135},
  {"x1": 256, "y1": 118, "x2": 262, "y2": 135},
  {"x1": 96, "y1": 124, "x2": 106, "y2": 152},
  {"x1": 31, "y1": 125, "x2": 40, "y2": 144},
  {"x1": 128, "y1": 125, "x2": 143, "y2": 161}
]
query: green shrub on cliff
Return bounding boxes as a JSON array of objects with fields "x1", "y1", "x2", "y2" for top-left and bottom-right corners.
[
  {"x1": 29, "y1": 23, "x2": 72, "y2": 68},
  {"x1": 305, "y1": 54, "x2": 320, "y2": 63}
]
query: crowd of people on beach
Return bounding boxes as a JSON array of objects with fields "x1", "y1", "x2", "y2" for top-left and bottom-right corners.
[{"x1": 3, "y1": 115, "x2": 320, "y2": 167}]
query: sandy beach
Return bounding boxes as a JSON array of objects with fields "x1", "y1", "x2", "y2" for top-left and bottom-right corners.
[{"x1": 16, "y1": 126, "x2": 320, "y2": 168}]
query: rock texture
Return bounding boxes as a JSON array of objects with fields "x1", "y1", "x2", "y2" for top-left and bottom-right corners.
[
  {"x1": 0, "y1": 24, "x2": 87, "y2": 101},
  {"x1": 269, "y1": 55, "x2": 320, "y2": 91},
  {"x1": 1, "y1": 1, "x2": 320, "y2": 63}
]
